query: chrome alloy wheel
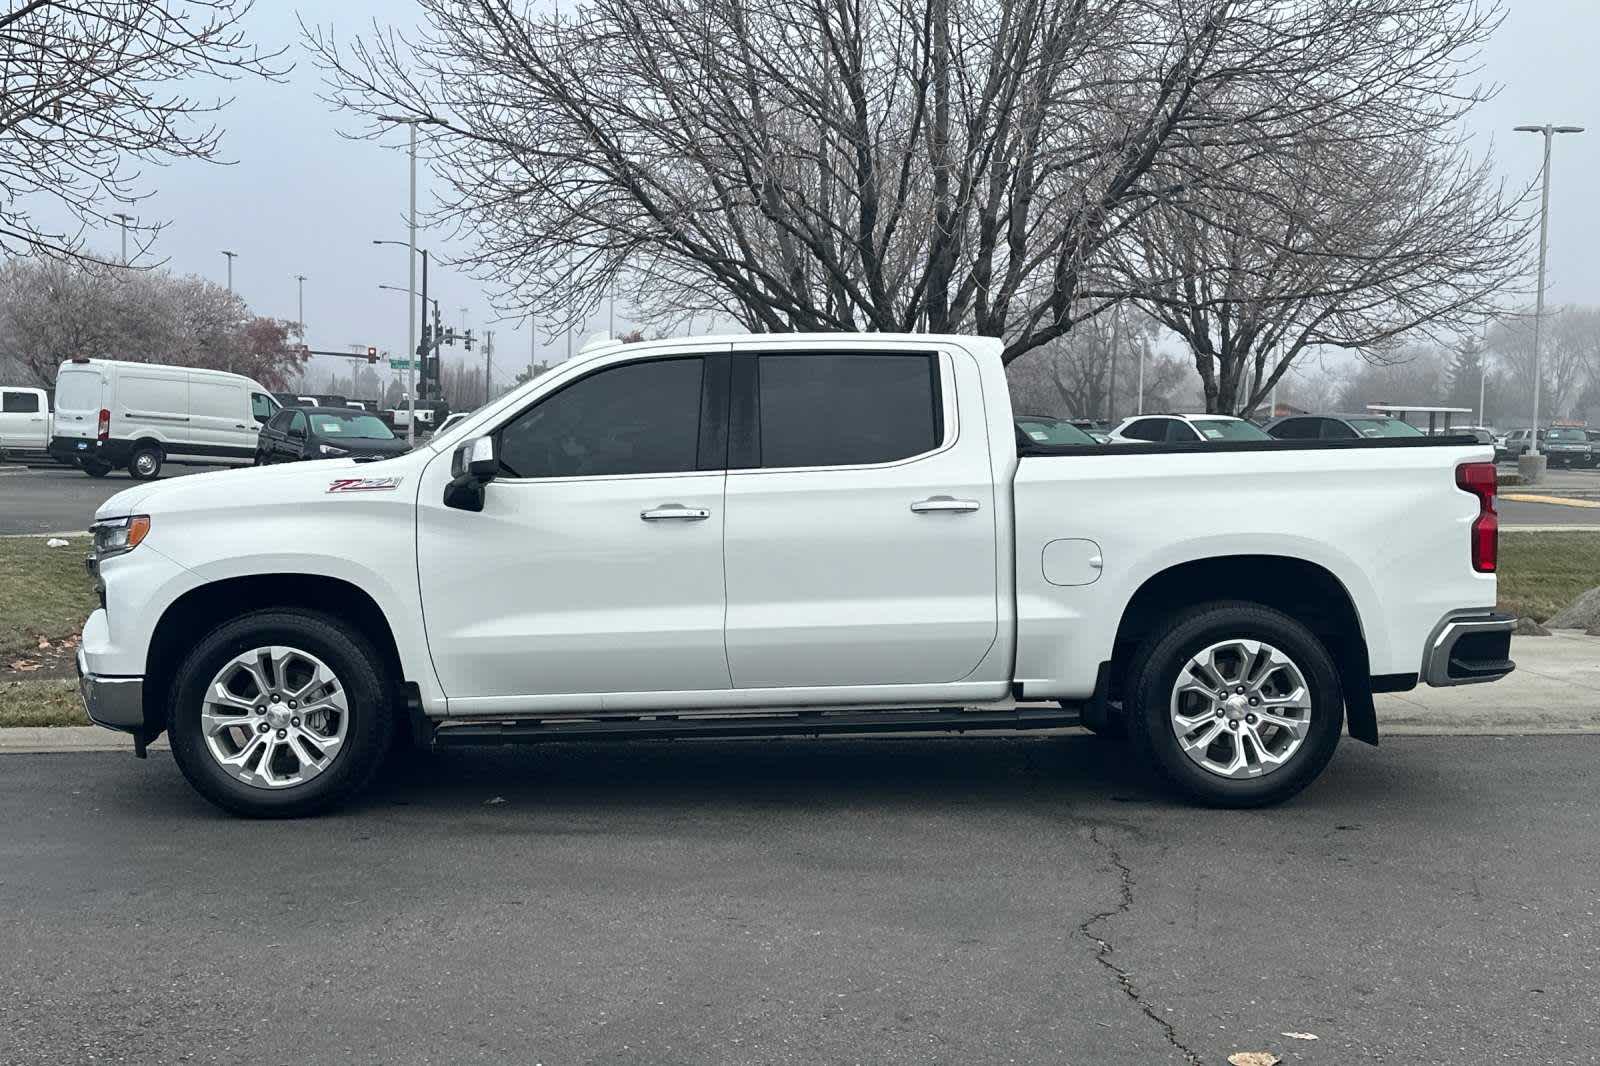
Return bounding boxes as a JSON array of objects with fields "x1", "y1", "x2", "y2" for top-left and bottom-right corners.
[
  {"x1": 1169, "y1": 639, "x2": 1312, "y2": 779},
  {"x1": 201, "y1": 646, "x2": 349, "y2": 789},
  {"x1": 133, "y1": 451, "x2": 159, "y2": 476}
]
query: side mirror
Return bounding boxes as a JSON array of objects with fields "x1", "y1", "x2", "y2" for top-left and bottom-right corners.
[{"x1": 444, "y1": 436, "x2": 497, "y2": 512}]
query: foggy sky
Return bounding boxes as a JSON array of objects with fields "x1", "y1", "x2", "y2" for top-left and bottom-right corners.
[{"x1": 45, "y1": 2, "x2": 1600, "y2": 394}]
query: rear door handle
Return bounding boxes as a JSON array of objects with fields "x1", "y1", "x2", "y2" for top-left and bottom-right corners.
[
  {"x1": 641, "y1": 504, "x2": 711, "y2": 521},
  {"x1": 910, "y1": 496, "x2": 981, "y2": 514}
]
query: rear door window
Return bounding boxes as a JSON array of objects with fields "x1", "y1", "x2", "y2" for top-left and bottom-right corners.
[
  {"x1": 754, "y1": 353, "x2": 940, "y2": 468},
  {"x1": 1319, "y1": 420, "x2": 1359, "y2": 440},
  {"x1": 1166, "y1": 420, "x2": 1203, "y2": 443},
  {"x1": 2, "y1": 391, "x2": 39, "y2": 413},
  {"x1": 55, "y1": 370, "x2": 101, "y2": 412},
  {"x1": 1269, "y1": 418, "x2": 1318, "y2": 440}
]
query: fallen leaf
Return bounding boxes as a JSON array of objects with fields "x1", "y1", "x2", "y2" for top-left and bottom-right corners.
[
  {"x1": 1281, "y1": 1032, "x2": 1319, "y2": 1041},
  {"x1": 37, "y1": 638, "x2": 51, "y2": 649},
  {"x1": 9, "y1": 660, "x2": 41, "y2": 673},
  {"x1": 1228, "y1": 1054, "x2": 1281, "y2": 1066}
]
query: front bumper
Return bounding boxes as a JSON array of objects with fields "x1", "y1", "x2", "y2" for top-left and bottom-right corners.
[
  {"x1": 76, "y1": 646, "x2": 144, "y2": 733},
  {"x1": 1420, "y1": 610, "x2": 1516, "y2": 687}
]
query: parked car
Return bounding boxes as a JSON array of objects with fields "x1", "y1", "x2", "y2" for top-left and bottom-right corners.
[
  {"x1": 1586, "y1": 430, "x2": 1600, "y2": 466},
  {"x1": 50, "y1": 358, "x2": 279, "y2": 479},
  {"x1": 0, "y1": 385, "x2": 52, "y2": 460},
  {"x1": 1109, "y1": 413, "x2": 1272, "y2": 443},
  {"x1": 1014, "y1": 414, "x2": 1098, "y2": 447},
  {"x1": 1497, "y1": 428, "x2": 1544, "y2": 461},
  {"x1": 78, "y1": 333, "x2": 1512, "y2": 817},
  {"x1": 254, "y1": 406, "x2": 412, "y2": 465},
  {"x1": 1263, "y1": 413, "x2": 1424, "y2": 441},
  {"x1": 1542, "y1": 426, "x2": 1592, "y2": 469}
]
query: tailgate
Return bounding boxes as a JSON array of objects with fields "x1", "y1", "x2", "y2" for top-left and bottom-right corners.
[{"x1": 53, "y1": 367, "x2": 103, "y2": 439}]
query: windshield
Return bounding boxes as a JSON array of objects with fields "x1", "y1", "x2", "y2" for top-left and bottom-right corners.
[
  {"x1": 1547, "y1": 427, "x2": 1587, "y2": 441},
  {"x1": 1190, "y1": 419, "x2": 1270, "y2": 441},
  {"x1": 1016, "y1": 418, "x2": 1096, "y2": 445},
  {"x1": 1345, "y1": 418, "x2": 1423, "y2": 438},
  {"x1": 309, "y1": 412, "x2": 395, "y2": 439}
]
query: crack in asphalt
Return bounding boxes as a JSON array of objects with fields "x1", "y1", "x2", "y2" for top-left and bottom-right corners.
[{"x1": 1080, "y1": 826, "x2": 1203, "y2": 1065}]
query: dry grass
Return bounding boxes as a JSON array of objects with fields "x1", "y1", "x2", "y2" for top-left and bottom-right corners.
[
  {"x1": 1497, "y1": 531, "x2": 1600, "y2": 623},
  {"x1": 0, "y1": 535, "x2": 96, "y2": 666}
]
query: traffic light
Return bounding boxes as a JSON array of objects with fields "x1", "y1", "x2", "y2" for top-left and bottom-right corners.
[
  {"x1": 463, "y1": 329, "x2": 474, "y2": 352},
  {"x1": 443, "y1": 327, "x2": 457, "y2": 348},
  {"x1": 366, "y1": 346, "x2": 378, "y2": 364},
  {"x1": 419, "y1": 323, "x2": 432, "y2": 356}
]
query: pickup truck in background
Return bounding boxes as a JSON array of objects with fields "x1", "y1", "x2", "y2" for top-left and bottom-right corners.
[
  {"x1": 0, "y1": 385, "x2": 52, "y2": 460},
  {"x1": 76, "y1": 333, "x2": 1514, "y2": 817}
]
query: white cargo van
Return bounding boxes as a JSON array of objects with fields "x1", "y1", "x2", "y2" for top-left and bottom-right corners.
[
  {"x1": 0, "y1": 386, "x2": 53, "y2": 459},
  {"x1": 51, "y1": 359, "x2": 280, "y2": 479}
]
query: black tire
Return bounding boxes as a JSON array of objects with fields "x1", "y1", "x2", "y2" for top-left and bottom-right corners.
[
  {"x1": 128, "y1": 443, "x2": 163, "y2": 480},
  {"x1": 1123, "y1": 601, "x2": 1344, "y2": 808},
  {"x1": 81, "y1": 458, "x2": 112, "y2": 477},
  {"x1": 167, "y1": 609, "x2": 394, "y2": 817}
]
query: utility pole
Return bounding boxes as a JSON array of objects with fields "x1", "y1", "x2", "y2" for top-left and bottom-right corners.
[
  {"x1": 608, "y1": 275, "x2": 616, "y2": 338},
  {"x1": 1513, "y1": 123, "x2": 1583, "y2": 480},
  {"x1": 294, "y1": 274, "x2": 307, "y2": 343},
  {"x1": 112, "y1": 213, "x2": 133, "y2": 265},
  {"x1": 419, "y1": 249, "x2": 430, "y2": 412},
  {"x1": 529, "y1": 313, "x2": 536, "y2": 383},
  {"x1": 484, "y1": 330, "x2": 494, "y2": 405},
  {"x1": 406, "y1": 121, "x2": 418, "y2": 444},
  {"x1": 221, "y1": 250, "x2": 238, "y2": 293}
]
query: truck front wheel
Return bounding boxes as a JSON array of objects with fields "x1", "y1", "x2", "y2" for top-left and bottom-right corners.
[
  {"x1": 167, "y1": 610, "x2": 394, "y2": 817},
  {"x1": 1124, "y1": 601, "x2": 1344, "y2": 808}
]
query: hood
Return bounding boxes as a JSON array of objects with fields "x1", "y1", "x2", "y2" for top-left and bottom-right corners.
[{"x1": 92, "y1": 451, "x2": 427, "y2": 523}]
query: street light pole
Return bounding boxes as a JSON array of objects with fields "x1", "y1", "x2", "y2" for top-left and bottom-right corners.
[
  {"x1": 112, "y1": 213, "x2": 133, "y2": 265},
  {"x1": 221, "y1": 250, "x2": 238, "y2": 293},
  {"x1": 294, "y1": 274, "x2": 307, "y2": 343},
  {"x1": 1513, "y1": 123, "x2": 1583, "y2": 471}
]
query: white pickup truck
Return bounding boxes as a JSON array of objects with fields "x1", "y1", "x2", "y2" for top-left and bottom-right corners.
[{"x1": 77, "y1": 334, "x2": 1514, "y2": 816}]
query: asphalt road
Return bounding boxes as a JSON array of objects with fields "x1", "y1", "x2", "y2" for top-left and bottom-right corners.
[
  {"x1": 4, "y1": 461, "x2": 1600, "y2": 534},
  {"x1": 1, "y1": 735, "x2": 1595, "y2": 1065}
]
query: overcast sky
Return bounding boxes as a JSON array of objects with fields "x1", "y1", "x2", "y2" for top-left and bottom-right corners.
[{"x1": 70, "y1": 2, "x2": 1600, "y2": 394}]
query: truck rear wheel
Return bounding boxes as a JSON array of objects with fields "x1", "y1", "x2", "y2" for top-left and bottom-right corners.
[
  {"x1": 128, "y1": 444, "x2": 163, "y2": 480},
  {"x1": 167, "y1": 610, "x2": 394, "y2": 817},
  {"x1": 81, "y1": 458, "x2": 111, "y2": 477},
  {"x1": 1124, "y1": 601, "x2": 1343, "y2": 807}
]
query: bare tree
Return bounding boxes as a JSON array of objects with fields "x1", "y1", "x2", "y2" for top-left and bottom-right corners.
[
  {"x1": 0, "y1": 1, "x2": 287, "y2": 264},
  {"x1": 0, "y1": 257, "x2": 306, "y2": 386},
  {"x1": 1126, "y1": 64, "x2": 1531, "y2": 414},
  {"x1": 1488, "y1": 307, "x2": 1600, "y2": 422},
  {"x1": 303, "y1": 0, "x2": 1511, "y2": 365},
  {"x1": 1006, "y1": 312, "x2": 1186, "y2": 420}
]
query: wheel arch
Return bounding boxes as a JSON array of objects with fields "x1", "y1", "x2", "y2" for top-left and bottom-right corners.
[
  {"x1": 1108, "y1": 554, "x2": 1378, "y2": 744},
  {"x1": 143, "y1": 574, "x2": 408, "y2": 739}
]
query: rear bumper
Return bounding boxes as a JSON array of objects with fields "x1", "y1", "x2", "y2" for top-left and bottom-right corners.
[
  {"x1": 50, "y1": 435, "x2": 131, "y2": 466},
  {"x1": 76, "y1": 646, "x2": 144, "y2": 733},
  {"x1": 1420, "y1": 610, "x2": 1516, "y2": 687}
]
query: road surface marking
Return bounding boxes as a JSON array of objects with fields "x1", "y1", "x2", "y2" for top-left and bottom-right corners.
[{"x1": 1501, "y1": 493, "x2": 1600, "y2": 509}]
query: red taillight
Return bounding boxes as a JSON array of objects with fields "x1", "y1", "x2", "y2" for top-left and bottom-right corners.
[
  {"x1": 1456, "y1": 461, "x2": 1497, "y2": 573},
  {"x1": 97, "y1": 407, "x2": 110, "y2": 441}
]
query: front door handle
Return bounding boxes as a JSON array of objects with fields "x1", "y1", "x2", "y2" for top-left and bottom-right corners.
[
  {"x1": 910, "y1": 495, "x2": 981, "y2": 514},
  {"x1": 641, "y1": 504, "x2": 711, "y2": 521}
]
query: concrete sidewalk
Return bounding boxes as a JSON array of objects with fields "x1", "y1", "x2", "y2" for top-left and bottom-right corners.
[{"x1": 4, "y1": 632, "x2": 1595, "y2": 754}]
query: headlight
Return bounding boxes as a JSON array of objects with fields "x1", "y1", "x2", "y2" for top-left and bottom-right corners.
[
  {"x1": 318, "y1": 444, "x2": 349, "y2": 457},
  {"x1": 91, "y1": 515, "x2": 151, "y2": 560}
]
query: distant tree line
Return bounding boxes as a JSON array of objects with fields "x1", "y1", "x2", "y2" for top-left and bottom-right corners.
[{"x1": 0, "y1": 258, "x2": 308, "y2": 388}]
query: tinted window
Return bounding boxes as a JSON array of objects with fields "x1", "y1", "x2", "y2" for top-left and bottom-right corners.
[
  {"x1": 1320, "y1": 420, "x2": 1359, "y2": 440},
  {"x1": 1268, "y1": 417, "x2": 1318, "y2": 440},
  {"x1": 498, "y1": 357, "x2": 703, "y2": 478},
  {"x1": 288, "y1": 411, "x2": 308, "y2": 435},
  {"x1": 2, "y1": 391, "x2": 39, "y2": 413},
  {"x1": 1120, "y1": 418, "x2": 1167, "y2": 442},
  {"x1": 267, "y1": 409, "x2": 295, "y2": 432},
  {"x1": 756, "y1": 353, "x2": 938, "y2": 468},
  {"x1": 1167, "y1": 420, "x2": 1203, "y2": 442},
  {"x1": 252, "y1": 392, "x2": 279, "y2": 421}
]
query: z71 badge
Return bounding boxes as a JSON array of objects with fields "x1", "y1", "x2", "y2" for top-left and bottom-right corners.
[{"x1": 327, "y1": 476, "x2": 405, "y2": 493}]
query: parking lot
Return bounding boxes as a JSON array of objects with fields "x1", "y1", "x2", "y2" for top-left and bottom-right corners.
[
  {"x1": 1, "y1": 735, "x2": 1595, "y2": 1065},
  {"x1": 5, "y1": 458, "x2": 1600, "y2": 535}
]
